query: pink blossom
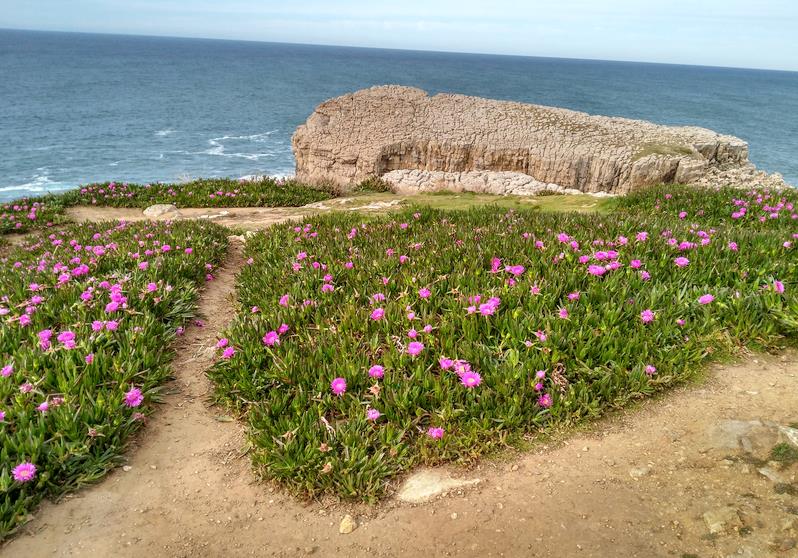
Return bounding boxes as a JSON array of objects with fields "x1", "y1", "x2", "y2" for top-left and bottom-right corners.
[
  {"x1": 262, "y1": 331, "x2": 280, "y2": 346},
  {"x1": 124, "y1": 387, "x2": 144, "y2": 408},
  {"x1": 279, "y1": 294, "x2": 289, "y2": 306},
  {"x1": 698, "y1": 294, "x2": 715, "y2": 305},
  {"x1": 370, "y1": 308, "x2": 385, "y2": 321},
  {"x1": 407, "y1": 328, "x2": 418, "y2": 339},
  {"x1": 645, "y1": 365, "x2": 657, "y2": 376},
  {"x1": 217, "y1": 338, "x2": 229, "y2": 348},
  {"x1": 674, "y1": 257, "x2": 690, "y2": 268},
  {"x1": 330, "y1": 377, "x2": 347, "y2": 396},
  {"x1": 368, "y1": 365, "x2": 384, "y2": 379},
  {"x1": 407, "y1": 341, "x2": 424, "y2": 356},
  {"x1": 537, "y1": 393, "x2": 553, "y2": 408},
  {"x1": 460, "y1": 371, "x2": 482, "y2": 388},
  {"x1": 439, "y1": 357, "x2": 454, "y2": 370},
  {"x1": 558, "y1": 308, "x2": 569, "y2": 319},
  {"x1": 1, "y1": 364, "x2": 12, "y2": 377},
  {"x1": 640, "y1": 309, "x2": 655, "y2": 324},
  {"x1": 427, "y1": 427, "x2": 444, "y2": 439},
  {"x1": 85, "y1": 353, "x2": 94, "y2": 364},
  {"x1": 418, "y1": 287, "x2": 431, "y2": 299},
  {"x1": 366, "y1": 408, "x2": 381, "y2": 421},
  {"x1": 12, "y1": 462, "x2": 37, "y2": 483}
]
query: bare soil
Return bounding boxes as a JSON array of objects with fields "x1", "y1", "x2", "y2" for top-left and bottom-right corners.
[{"x1": 3, "y1": 210, "x2": 797, "y2": 558}]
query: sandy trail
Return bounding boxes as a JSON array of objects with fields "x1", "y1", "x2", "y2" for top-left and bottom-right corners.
[{"x1": 3, "y1": 213, "x2": 797, "y2": 558}]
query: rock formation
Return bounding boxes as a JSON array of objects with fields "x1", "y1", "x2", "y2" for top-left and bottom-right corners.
[{"x1": 292, "y1": 86, "x2": 787, "y2": 195}]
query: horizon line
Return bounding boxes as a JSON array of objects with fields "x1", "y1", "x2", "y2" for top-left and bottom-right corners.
[{"x1": 2, "y1": 26, "x2": 797, "y2": 74}]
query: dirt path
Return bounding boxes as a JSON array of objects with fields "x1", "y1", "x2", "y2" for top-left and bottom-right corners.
[{"x1": 3, "y1": 217, "x2": 797, "y2": 558}]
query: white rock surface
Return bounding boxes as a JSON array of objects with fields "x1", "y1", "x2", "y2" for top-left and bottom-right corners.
[
  {"x1": 143, "y1": 204, "x2": 180, "y2": 218},
  {"x1": 396, "y1": 469, "x2": 481, "y2": 503}
]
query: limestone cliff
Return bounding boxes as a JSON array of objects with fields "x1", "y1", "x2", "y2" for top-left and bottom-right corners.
[{"x1": 292, "y1": 86, "x2": 781, "y2": 194}]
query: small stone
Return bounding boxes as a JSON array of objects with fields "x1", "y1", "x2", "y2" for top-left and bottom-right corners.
[
  {"x1": 450, "y1": 512, "x2": 458, "y2": 520},
  {"x1": 338, "y1": 515, "x2": 357, "y2": 534},
  {"x1": 758, "y1": 466, "x2": 788, "y2": 483},
  {"x1": 143, "y1": 204, "x2": 180, "y2": 218},
  {"x1": 703, "y1": 507, "x2": 742, "y2": 534},
  {"x1": 122, "y1": 465, "x2": 132, "y2": 472},
  {"x1": 396, "y1": 469, "x2": 481, "y2": 503},
  {"x1": 629, "y1": 466, "x2": 651, "y2": 479}
]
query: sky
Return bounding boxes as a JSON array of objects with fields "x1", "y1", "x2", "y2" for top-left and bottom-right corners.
[{"x1": 1, "y1": 0, "x2": 797, "y2": 71}]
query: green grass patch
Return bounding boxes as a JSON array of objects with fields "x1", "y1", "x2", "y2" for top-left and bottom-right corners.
[
  {"x1": 0, "y1": 220, "x2": 228, "y2": 538},
  {"x1": 210, "y1": 185, "x2": 798, "y2": 502},
  {"x1": 57, "y1": 177, "x2": 333, "y2": 209},
  {"x1": 771, "y1": 442, "x2": 798, "y2": 465},
  {"x1": 632, "y1": 143, "x2": 695, "y2": 161}
]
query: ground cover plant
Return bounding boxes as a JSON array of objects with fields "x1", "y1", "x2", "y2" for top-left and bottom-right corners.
[
  {"x1": 0, "y1": 219, "x2": 228, "y2": 537},
  {"x1": 57, "y1": 177, "x2": 333, "y2": 208},
  {"x1": 1, "y1": 197, "x2": 68, "y2": 235},
  {"x1": 211, "y1": 185, "x2": 797, "y2": 501}
]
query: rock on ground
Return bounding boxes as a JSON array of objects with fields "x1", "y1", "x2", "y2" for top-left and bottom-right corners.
[
  {"x1": 396, "y1": 469, "x2": 481, "y2": 503},
  {"x1": 142, "y1": 204, "x2": 180, "y2": 218},
  {"x1": 292, "y1": 85, "x2": 788, "y2": 194}
]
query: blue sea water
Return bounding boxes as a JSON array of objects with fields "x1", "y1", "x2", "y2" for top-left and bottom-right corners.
[{"x1": 1, "y1": 28, "x2": 797, "y2": 202}]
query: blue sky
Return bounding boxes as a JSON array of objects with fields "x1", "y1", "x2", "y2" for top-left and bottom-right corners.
[{"x1": 1, "y1": 0, "x2": 797, "y2": 71}]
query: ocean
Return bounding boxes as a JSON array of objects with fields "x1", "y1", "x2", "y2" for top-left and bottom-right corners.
[{"x1": 1, "y1": 28, "x2": 797, "y2": 202}]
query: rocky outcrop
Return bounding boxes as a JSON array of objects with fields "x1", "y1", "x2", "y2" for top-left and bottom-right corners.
[{"x1": 292, "y1": 86, "x2": 786, "y2": 195}]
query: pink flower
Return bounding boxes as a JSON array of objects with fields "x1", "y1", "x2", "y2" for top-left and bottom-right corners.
[
  {"x1": 146, "y1": 282, "x2": 158, "y2": 292},
  {"x1": 278, "y1": 323, "x2": 289, "y2": 335},
  {"x1": 279, "y1": 294, "x2": 289, "y2": 306},
  {"x1": 124, "y1": 387, "x2": 144, "y2": 408},
  {"x1": 698, "y1": 294, "x2": 715, "y2": 305},
  {"x1": 645, "y1": 365, "x2": 657, "y2": 376},
  {"x1": 366, "y1": 408, "x2": 381, "y2": 421},
  {"x1": 567, "y1": 291, "x2": 580, "y2": 301},
  {"x1": 217, "y1": 338, "x2": 229, "y2": 348},
  {"x1": 630, "y1": 259, "x2": 642, "y2": 269},
  {"x1": 368, "y1": 365, "x2": 384, "y2": 379},
  {"x1": 588, "y1": 265, "x2": 606, "y2": 276},
  {"x1": 12, "y1": 462, "x2": 37, "y2": 483},
  {"x1": 370, "y1": 308, "x2": 385, "y2": 321},
  {"x1": 262, "y1": 331, "x2": 280, "y2": 346},
  {"x1": 418, "y1": 287, "x2": 431, "y2": 299},
  {"x1": 1, "y1": 364, "x2": 12, "y2": 377},
  {"x1": 37, "y1": 401, "x2": 49, "y2": 413},
  {"x1": 221, "y1": 347, "x2": 235, "y2": 359},
  {"x1": 674, "y1": 257, "x2": 689, "y2": 268},
  {"x1": 537, "y1": 393, "x2": 553, "y2": 408},
  {"x1": 505, "y1": 265, "x2": 525, "y2": 276},
  {"x1": 331, "y1": 377, "x2": 347, "y2": 396},
  {"x1": 728, "y1": 242, "x2": 738, "y2": 251},
  {"x1": 460, "y1": 371, "x2": 482, "y2": 388},
  {"x1": 85, "y1": 353, "x2": 94, "y2": 364},
  {"x1": 427, "y1": 427, "x2": 444, "y2": 439},
  {"x1": 534, "y1": 330, "x2": 547, "y2": 342},
  {"x1": 407, "y1": 328, "x2": 418, "y2": 339},
  {"x1": 407, "y1": 341, "x2": 424, "y2": 356},
  {"x1": 773, "y1": 280, "x2": 785, "y2": 294},
  {"x1": 558, "y1": 308, "x2": 569, "y2": 319},
  {"x1": 640, "y1": 309, "x2": 655, "y2": 324}
]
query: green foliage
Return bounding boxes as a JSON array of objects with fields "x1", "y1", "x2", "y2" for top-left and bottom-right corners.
[
  {"x1": 770, "y1": 442, "x2": 798, "y2": 465},
  {"x1": 0, "y1": 220, "x2": 228, "y2": 537},
  {"x1": 354, "y1": 176, "x2": 393, "y2": 193},
  {"x1": 210, "y1": 185, "x2": 798, "y2": 502},
  {"x1": 0, "y1": 196, "x2": 69, "y2": 235},
  {"x1": 57, "y1": 177, "x2": 332, "y2": 208}
]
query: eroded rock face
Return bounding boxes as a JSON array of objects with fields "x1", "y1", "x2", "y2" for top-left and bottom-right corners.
[{"x1": 292, "y1": 86, "x2": 782, "y2": 194}]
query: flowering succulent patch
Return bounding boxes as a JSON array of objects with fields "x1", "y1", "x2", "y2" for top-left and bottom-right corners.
[
  {"x1": 211, "y1": 185, "x2": 797, "y2": 502},
  {"x1": 58, "y1": 177, "x2": 332, "y2": 208},
  {"x1": 0, "y1": 219, "x2": 227, "y2": 537},
  {"x1": 0, "y1": 198, "x2": 67, "y2": 234}
]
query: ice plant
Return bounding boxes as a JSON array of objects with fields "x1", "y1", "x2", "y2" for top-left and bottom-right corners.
[
  {"x1": 368, "y1": 365, "x2": 384, "y2": 379},
  {"x1": 427, "y1": 427, "x2": 444, "y2": 439},
  {"x1": 460, "y1": 371, "x2": 482, "y2": 388},
  {"x1": 407, "y1": 341, "x2": 424, "y2": 356}
]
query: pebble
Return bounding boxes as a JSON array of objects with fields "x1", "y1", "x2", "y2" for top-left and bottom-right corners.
[
  {"x1": 338, "y1": 515, "x2": 357, "y2": 534},
  {"x1": 629, "y1": 466, "x2": 651, "y2": 479}
]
